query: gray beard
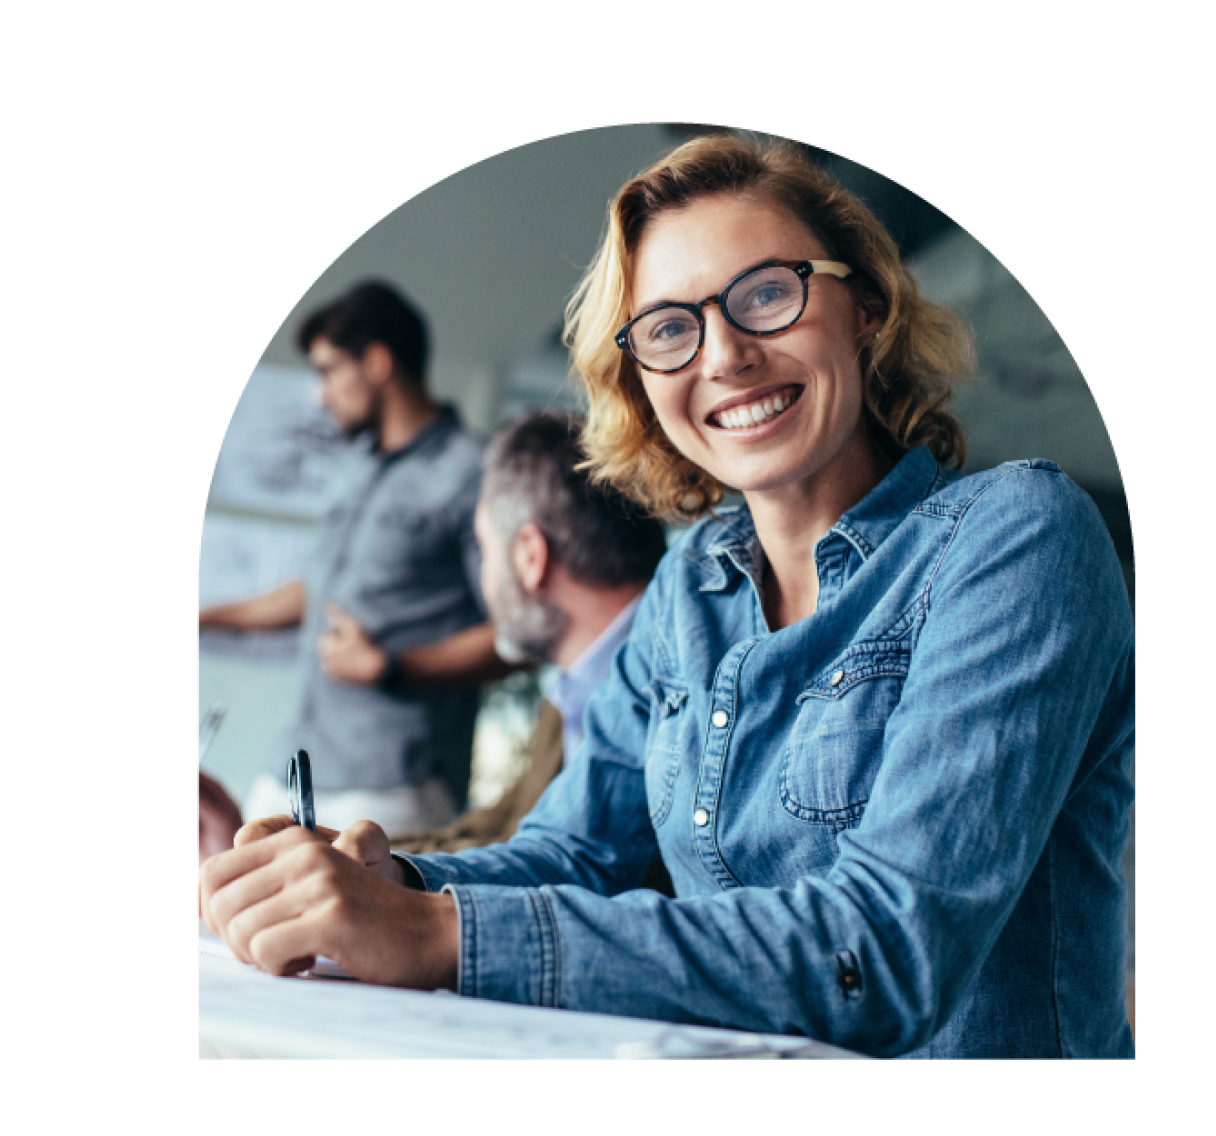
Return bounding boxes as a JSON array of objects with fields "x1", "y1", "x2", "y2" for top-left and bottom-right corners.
[{"x1": 491, "y1": 569, "x2": 569, "y2": 667}]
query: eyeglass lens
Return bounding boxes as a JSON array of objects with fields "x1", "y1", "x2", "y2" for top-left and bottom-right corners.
[{"x1": 628, "y1": 264, "x2": 806, "y2": 372}]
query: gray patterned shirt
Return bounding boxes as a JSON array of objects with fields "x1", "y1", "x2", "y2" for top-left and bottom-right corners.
[{"x1": 274, "y1": 406, "x2": 485, "y2": 802}]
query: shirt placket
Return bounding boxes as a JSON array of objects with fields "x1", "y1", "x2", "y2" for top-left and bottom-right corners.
[
  {"x1": 300, "y1": 462, "x2": 384, "y2": 728},
  {"x1": 320, "y1": 463, "x2": 388, "y2": 596},
  {"x1": 690, "y1": 637, "x2": 760, "y2": 890}
]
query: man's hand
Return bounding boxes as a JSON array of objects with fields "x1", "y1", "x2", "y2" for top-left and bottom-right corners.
[
  {"x1": 317, "y1": 604, "x2": 390, "y2": 686},
  {"x1": 199, "y1": 823, "x2": 458, "y2": 989},
  {"x1": 199, "y1": 772, "x2": 243, "y2": 863}
]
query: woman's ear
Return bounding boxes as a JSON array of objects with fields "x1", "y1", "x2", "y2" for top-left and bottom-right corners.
[
  {"x1": 855, "y1": 295, "x2": 886, "y2": 348},
  {"x1": 510, "y1": 523, "x2": 550, "y2": 594}
]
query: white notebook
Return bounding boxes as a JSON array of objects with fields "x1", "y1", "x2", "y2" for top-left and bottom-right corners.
[
  {"x1": 199, "y1": 931, "x2": 354, "y2": 979},
  {"x1": 199, "y1": 932, "x2": 865, "y2": 1059}
]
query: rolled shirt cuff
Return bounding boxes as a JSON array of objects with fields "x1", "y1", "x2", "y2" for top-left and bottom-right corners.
[
  {"x1": 389, "y1": 853, "x2": 560, "y2": 1008},
  {"x1": 391, "y1": 856, "x2": 457, "y2": 900},
  {"x1": 389, "y1": 851, "x2": 428, "y2": 890},
  {"x1": 442, "y1": 884, "x2": 560, "y2": 1007}
]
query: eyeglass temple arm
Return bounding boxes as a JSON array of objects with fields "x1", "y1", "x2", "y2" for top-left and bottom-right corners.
[{"x1": 808, "y1": 260, "x2": 853, "y2": 279}]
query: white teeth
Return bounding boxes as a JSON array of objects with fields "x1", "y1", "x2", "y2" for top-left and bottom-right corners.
[{"x1": 716, "y1": 392, "x2": 794, "y2": 431}]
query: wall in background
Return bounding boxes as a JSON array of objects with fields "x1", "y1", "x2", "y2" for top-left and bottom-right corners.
[{"x1": 255, "y1": 125, "x2": 677, "y2": 432}]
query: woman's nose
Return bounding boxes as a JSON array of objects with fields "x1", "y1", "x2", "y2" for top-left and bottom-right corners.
[{"x1": 699, "y1": 305, "x2": 758, "y2": 381}]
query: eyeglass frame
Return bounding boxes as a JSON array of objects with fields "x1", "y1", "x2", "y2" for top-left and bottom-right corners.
[{"x1": 614, "y1": 258, "x2": 854, "y2": 376}]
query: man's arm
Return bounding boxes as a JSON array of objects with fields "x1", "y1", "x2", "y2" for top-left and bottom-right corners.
[
  {"x1": 318, "y1": 607, "x2": 522, "y2": 687},
  {"x1": 200, "y1": 579, "x2": 306, "y2": 631},
  {"x1": 393, "y1": 622, "x2": 520, "y2": 686}
]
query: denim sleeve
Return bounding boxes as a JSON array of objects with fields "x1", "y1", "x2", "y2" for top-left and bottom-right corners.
[{"x1": 409, "y1": 472, "x2": 1132, "y2": 1054}]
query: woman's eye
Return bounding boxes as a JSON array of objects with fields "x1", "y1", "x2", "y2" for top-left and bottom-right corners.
[
  {"x1": 647, "y1": 314, "x2": 696, "y2": 343},
  {"x1": 747, "y1": 283, "x2": 793, "y2": 310}
]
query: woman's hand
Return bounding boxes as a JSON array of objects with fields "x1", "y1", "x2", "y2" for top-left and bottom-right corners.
[
  {"x1": 234, "y1": 815, "x2": 403, "y2": 884},
  {"x1": 200, "y1": 822, "x2": 458, "y2": 989}
]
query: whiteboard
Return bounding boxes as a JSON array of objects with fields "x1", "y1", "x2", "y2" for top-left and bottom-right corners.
[{"x1": 206, "y1": 363, "x2": 345, "y2": 521}]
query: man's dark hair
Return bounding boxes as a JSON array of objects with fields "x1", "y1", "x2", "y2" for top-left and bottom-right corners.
[
  {"x1": 483, "y1": 410, "x2": 667, "y2": 588},
  {"x1": 296, "y1": 280, "x2": 430, "y2": 387}
]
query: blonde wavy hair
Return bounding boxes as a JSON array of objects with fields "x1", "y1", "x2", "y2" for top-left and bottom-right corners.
[{"x1": 564, "y1": 134, "x2": 976, "y2": 521}]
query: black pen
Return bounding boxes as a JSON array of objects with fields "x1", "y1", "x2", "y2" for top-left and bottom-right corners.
[{"x1": 287, "y1": 749, "x2": 316, "y2": 832}]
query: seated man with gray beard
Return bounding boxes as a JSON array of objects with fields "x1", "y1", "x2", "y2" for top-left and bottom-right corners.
[{"x1": 323, "y1": 411, "x2": 671, "y2": 887}]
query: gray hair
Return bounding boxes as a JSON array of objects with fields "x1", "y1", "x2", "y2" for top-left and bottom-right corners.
[{"x1": 481, "y1": 410, "x2": 668, "y2": 588}]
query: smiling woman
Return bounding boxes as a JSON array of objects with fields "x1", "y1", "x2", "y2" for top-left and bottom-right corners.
[
  {"x1": 202, "y1": 134, "x2": 1135, "y2": 1060},
  {"x1": 518, "y1": 144, "x2": 1130, "y2": 1057},
  {"x1": 569, "y1": 135, "x2": 974, "y2": 523}
]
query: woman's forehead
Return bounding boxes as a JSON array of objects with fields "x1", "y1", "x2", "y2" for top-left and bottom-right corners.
[{"x1": 629, "y1": 194, "x2": 827, "y2": 309}]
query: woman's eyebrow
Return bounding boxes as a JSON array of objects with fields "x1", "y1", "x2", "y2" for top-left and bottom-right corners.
[{"x1": 634, "y1": 255, "x2": 790, "y2": 311}]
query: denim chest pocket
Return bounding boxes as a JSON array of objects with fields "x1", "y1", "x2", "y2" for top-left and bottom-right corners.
[
  {"x1": 643, "y1": 679, "x2": 688, "y2": 827},
  {"x1": 780, "y1": 642, "x2": 909, "y2": 828}
]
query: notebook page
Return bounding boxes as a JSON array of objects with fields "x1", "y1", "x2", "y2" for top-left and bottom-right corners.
[
  {"x1": 199, "y1": 932, "x2": 352, "y2": 979},
  {"x1": 200, "y1": 939, "x2": 863, "y2": 1059}
]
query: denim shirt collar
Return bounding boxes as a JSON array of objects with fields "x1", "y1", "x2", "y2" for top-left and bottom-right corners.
[{"x1": 689, "y1": 446, "x2": 942, "y2": 593}]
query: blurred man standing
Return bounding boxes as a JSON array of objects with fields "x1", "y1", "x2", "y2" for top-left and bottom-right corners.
[{"x1": 201, "y1": 281, "x2": 507, "y2": 835}]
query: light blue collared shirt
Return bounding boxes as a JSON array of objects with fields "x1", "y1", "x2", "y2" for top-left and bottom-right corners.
[{"x1": 544, "y1": 595, "x2": 642, "y2": 766}]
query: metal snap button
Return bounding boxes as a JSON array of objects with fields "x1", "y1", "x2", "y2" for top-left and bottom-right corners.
[
  {"x1": 829, "y1": 670, "x2": 845, "y2": 687},
  {"x1": 693, "y1": 808, "x2": 710, "y2": 827},
  {"x1": 711, "y1": 709, "x2": 729, "y2": 728},
  {"x1": 835, "y1": 949, "x2": 862, "y2": 996}
]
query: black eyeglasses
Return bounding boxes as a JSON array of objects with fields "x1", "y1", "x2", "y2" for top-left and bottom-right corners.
[{"x1": 615, "y1": 259, "x2": 853, "y2": 375}]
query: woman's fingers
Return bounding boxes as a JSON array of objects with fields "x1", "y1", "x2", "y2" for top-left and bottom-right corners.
[
  {"x1": 226, "y1": 884, "x2": 325, "y2": 973},
  {"x1": 201, "y1": 825, "x2": 315, "y2": 941},
  {"x1": 250, "y1": 924, "x2": 318, "y2": 977},
  {"x1": 208, "y1": 858, "x2": 303, "y2": 963},
  {"x1": 234, "y1": 815, "x2": 294, "y2": 846},
  {"x1": 333, "y1": 819, "x2": 390, "y2": 870},
  {"x1": 235, "y1": 816, "x2": 342, "y2": 847}
]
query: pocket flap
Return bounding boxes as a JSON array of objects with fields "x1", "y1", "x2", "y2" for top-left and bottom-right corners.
[
  {"x1": 796, "y1": 640, "x2": 911, "y2": 703},
  {"x1": 644, "y1": 680, "x2": 689, "y2": 717}
]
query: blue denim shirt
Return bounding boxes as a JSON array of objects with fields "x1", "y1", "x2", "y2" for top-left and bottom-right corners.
[{"x1": 399, "y1": 447, "x2": 1135, "y2": 1058}]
